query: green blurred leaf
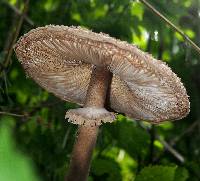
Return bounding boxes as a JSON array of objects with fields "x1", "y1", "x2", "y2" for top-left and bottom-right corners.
[
  {"x1": 174, "y1": 167, "x2": 189, "y2": 181},
  {"x1": 92, "y1": 158, "x2": 122, "y2": 181},
  {"x1": 131, "y1": 1, "x2": 144, "y2": 21},
  {"x1": 135, "y1": 165, "x2": 189, "y2": 181},
  {"x1": 135, "y1": 165, "x2": 176, "y2": 181},
  {"x1": 0, "y1": 120, "x2": 40, "y2": 181},
  {"x1": 107, "y1": 118, "x2": 150, "y2": 158}
]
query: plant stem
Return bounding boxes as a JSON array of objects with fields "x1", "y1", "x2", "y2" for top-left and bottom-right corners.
[
  {"x1": 65, "y1": 126, "x2": 99, "y2": 181},
  {"x1": 139, "y1": 0, "x2": 200, "y2": 56},
  {"x1": 2, "y1": 0, "x2": 34, "y2": 26},
  {"x1": 148, "y1": 125, "x2": 155, "y2": 163},
  {"x1": 1, "y1": 0, "x2": 30, "y2": 74},
  {"x1": 0, "y1": 111, "x2": 25, "y2": 117},
  {"x1": 156, "y1": 135, "x2": 185, "y2": 163}
]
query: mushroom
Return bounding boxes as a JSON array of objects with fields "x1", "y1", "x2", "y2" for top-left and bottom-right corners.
[{"x1": 14, "y1": 25, "x2": 190, "y2": 181}]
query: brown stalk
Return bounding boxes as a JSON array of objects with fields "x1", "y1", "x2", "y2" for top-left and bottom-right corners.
[
  {"x1": 66, "y1": 67, "x2": 112, "y2": 181},
  {"x1": 66, "y1": 126, "x2": 99, "y2": 181}
]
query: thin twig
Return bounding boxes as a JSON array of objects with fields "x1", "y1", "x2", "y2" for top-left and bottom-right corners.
[
  {"x1": 2, "y1": 0, "x2": 30, "y2": 71},
  {"x1": 156, "y1": 135, "x2": 185, "y2": 163},
  {"x1": 146, "y1": 33, "x2": 152, "y2": 52},
  {"x1": 148, "y1": 125, "x2": 155, "y2": 163},
  {"x1": 62, "y1": 126, "x2": 72, "y2": 149},
  {"x1": 2, "y1": 1, "x2": 34, "y2": 26},
  {"x1": 170, "y1": 120, "x2": 199, "y2": 146},
  {"x1": 0, "y1": 111, "x2": 25, "y2": 117},
  {"x1": 137, "y1": 122, "x2": 185, "y2": 163},
  {"x1": 0, "y1": 100, "x2": 62, "y2": 123},
  {"x1": 139, "y1": 0, "x2": 200, "y2": 55},
  {"x1": 3, "y1": 9, "x2": 18, "y2": 55}
]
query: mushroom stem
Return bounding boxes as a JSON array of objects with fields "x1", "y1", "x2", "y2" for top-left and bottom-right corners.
[
  {"x1": 84, "y1": 66, "x2": 112, "y2": 107},
  {"x1": 66, "y1": 126, "x2": 98, "y2": 181},
  {"x1": 66, "y1": 67, "x2": 112, "y2": 181}
]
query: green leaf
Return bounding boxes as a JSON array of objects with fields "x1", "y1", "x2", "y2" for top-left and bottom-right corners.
[
  {"x1": 174, "y1": 167, "x2": 189, "y2": 181},
  {"x1": 0, "y1": 120, "x2": 40, "y2": 181},
  {"x1": 91, "y1": 158, "x2": 122, "y2": 181},
  {"x1": 135, "y1": 165, "x2": 177, "y2": 181},
  {"x1": 106, "y1": 118, "x2": 150, "y2": 158},
  {"x1": 131, "y1": 2, "x2": 144, "y2": 21}
]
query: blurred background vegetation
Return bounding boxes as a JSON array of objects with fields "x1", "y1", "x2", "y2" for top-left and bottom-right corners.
[{"x1": 0, "y1": 0, "x2": 200, "y2": 180}]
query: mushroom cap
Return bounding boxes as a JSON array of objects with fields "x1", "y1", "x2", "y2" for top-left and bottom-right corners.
[{"x1": 14, "y1": 25, "x2": 190, "y2": 123}]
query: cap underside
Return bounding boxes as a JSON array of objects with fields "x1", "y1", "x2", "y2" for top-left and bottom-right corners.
[{"x1": 14, "y1": 25, "x2": 190, "y2": 123}]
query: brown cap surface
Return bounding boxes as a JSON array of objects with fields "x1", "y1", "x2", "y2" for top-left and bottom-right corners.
[{"x1": 14, "y1": 25, "x2": 190, "y2": 123}]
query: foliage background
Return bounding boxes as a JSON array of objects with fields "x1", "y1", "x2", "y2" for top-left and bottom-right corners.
[{"x1": 0, "y1": 0, "x2": 200, "y2": 180}]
